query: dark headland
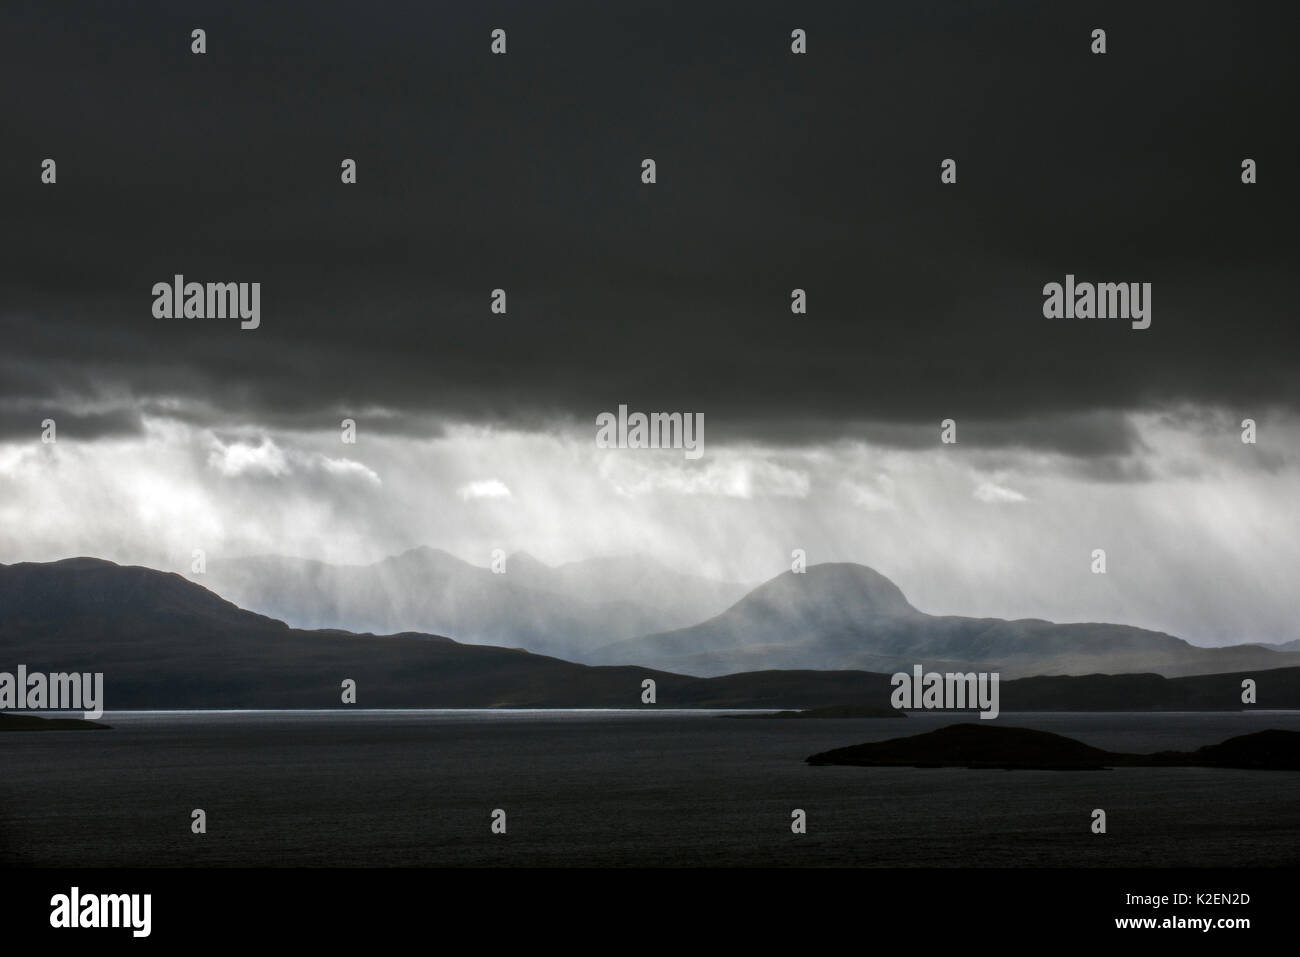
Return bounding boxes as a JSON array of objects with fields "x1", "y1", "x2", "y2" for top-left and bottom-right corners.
[
  {"x1": 806, "y1": 725, "x2": 1300, "y2": 771},
  {"x1": 0, "y1": 712, "x2": 110, "y2": 732}
]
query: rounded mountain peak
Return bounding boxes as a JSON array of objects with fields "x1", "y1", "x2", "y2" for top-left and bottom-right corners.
[{"x1": 739, "y1": 562, "x2": 919, "y2": 620}]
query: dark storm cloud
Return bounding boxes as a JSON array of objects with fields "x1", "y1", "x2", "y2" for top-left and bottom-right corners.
[
  {"x1": 731, "y1": 408, "x2": 1146, "y2": 458},
  {"x1": 1, "y1": 0, "x2": 1296, "y2": 453},
  {"x1": 0, "y1": 404, "x2": 142, "y2": 442}
]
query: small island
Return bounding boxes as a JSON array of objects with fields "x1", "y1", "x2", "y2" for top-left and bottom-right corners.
[
  {"x1": 807, "y1": 724, "x2": 1300, "y2": 771},
  {"x1": 0, "y1": 712, "x2": 111, "y2": 732}
]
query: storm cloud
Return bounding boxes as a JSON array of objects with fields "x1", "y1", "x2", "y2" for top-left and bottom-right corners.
[{"x1": 1, "y1": 1, "x2": 1296, "y2": 450}]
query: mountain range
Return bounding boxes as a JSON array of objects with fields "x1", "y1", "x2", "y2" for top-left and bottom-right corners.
[
  {"x1": 2, "y1": 557, "x2": 1299, "y2": 711},
  {"x1": 593, "y1": 563, "x2": 1300, "y2": 678},
  {"x1": 0, "y1": 557, "x2": 882, "y2": 709},
  {"x1": 193, "y1": 551, "x2": 1300, "y2": 679}
]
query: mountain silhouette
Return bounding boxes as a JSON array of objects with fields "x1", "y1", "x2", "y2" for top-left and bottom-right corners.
[
  {"x1": 595, "y1": 562, "x2": 1300, "y2": 678},
  {"x1": 0, "y1": 558, "x2": 887, "y2": 709}
]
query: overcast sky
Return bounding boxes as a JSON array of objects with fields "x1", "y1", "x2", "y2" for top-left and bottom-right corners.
[{"x1": 1, "y1": 1, "x2": 1297, "y2": 646}]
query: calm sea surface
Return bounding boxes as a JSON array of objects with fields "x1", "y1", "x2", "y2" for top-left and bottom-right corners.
[{"x1": 3, "y1": 710, "x2": 1298, "y2": 867}]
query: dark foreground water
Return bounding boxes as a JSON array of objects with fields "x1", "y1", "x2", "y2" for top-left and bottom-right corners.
[{"x1": 2, "y1": 710, "x2": 1299, "y2": 867}]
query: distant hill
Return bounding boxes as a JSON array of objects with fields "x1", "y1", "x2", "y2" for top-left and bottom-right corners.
[
  {"x1": 807, "y1": 724, "x2": 1300, "y2": 771},
  {"x1": 195, "y1": 547, "x2": 747, "y2": 660},
  {"x1": 3, "y1": 559, "x2": 1298, "y2": 711},
  {"x1": 0, "y1": 558, "x2": 898, "y2": 709},
  {"x1": 595, "y1": 563, "x2": 1300, "y2": 679},
  {"x1": 1262, "y1": 639, "x2": 1300, "y2": 652}
]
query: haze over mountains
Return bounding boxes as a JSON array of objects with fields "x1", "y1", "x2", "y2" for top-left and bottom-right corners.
[
  {"x1": 593, "y1": 563, "x2": 1300, "y2": 679},
  {"x1": 3, "y1": 558, "x2": 1298, "y2": 712},
  {"x1": 195, "y1": 550, "x2": 1300, "y2": 679},
  {"x1": 0, "y1": 557, "x2": 808, "y2": 708},
  {"x1": 197, "y1": 548, "x2": 748, "y2": 660},
  {"x1": 2, "y1": 549, "x2": 1297, "y2": 701}
]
